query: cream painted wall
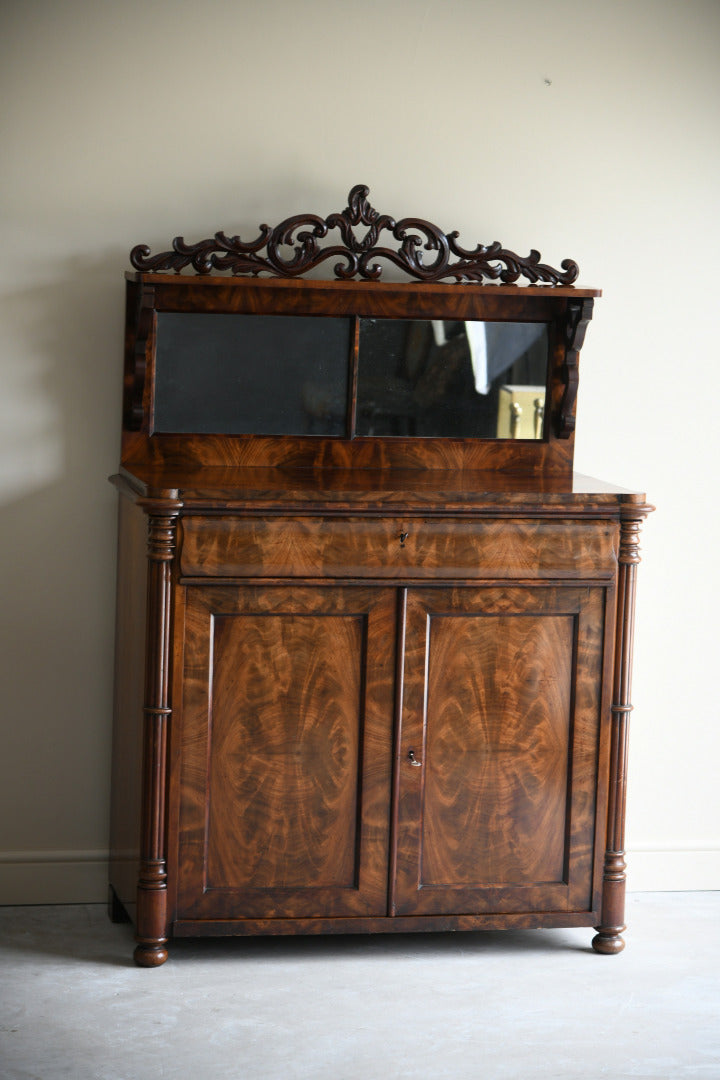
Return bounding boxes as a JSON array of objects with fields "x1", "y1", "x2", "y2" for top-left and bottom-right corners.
[{"x1": 1, "y1": 0, "x2": 718, "y2": 903}]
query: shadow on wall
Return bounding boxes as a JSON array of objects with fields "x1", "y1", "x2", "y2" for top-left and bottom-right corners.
[
  {"x1": 0, "y1": 252, "x2": 127, "y2": 505},
  {"x1": 0, "y1": 252, "x2": 127, "y2": 863}
]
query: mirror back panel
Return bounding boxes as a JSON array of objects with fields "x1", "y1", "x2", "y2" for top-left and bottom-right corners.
[{"x1": 122, "y1": 275, "x2": 598, "y2": 473}]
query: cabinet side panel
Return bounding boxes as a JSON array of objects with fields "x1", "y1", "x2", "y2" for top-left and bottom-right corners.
[{"x1": 109, "y1": 495, "x2": 148, "y2": 917}]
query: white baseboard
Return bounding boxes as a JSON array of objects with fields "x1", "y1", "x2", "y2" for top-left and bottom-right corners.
[
  {"x1": 1, "y1": 847, "x2": 718, "y2": 906},
  {"x1": 0, "y1": 850, "x2": 109, "y2": 905},
  {"x1": 626, "y1": 848, "x2": 720, "y2": 892}
]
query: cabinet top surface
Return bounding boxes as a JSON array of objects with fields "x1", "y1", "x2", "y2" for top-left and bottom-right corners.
[
  {"x1": 127, "y1": 272, "x2": 601, "y2": 299},
  {"x1": 114, "y1": 465, "x2": 648, "y2": 515}
]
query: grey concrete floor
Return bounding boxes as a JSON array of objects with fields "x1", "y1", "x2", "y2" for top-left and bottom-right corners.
[{"x1": 0, "y1": 893, "x2": 718, "y2": 1080}]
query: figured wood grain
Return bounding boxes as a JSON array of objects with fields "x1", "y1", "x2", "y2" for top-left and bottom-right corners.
[
  {"x1": 179, "y1": 516, "x2": 618, "y2": 581},
  {"x1": 113, "y1": 465, "x2": 641, "y2": 510},
  {"x1": 421, "y1": 611, "x2": 574, "y2": 887},
  {"x1": 132, "y1": 274, "x2": 599, "y2": 315},
  {"x1": 124, "y1": 431, "x2": 576, "y2": 473},
  {"x1": 177, "y1": 584, "x2": 396, "y2": 920},
  {"x1": 393, "y1": 585, "x2": 606, "y2": 917},
  {"x1": 206, "y1": 611, "x2": 363, "y2": 890}
]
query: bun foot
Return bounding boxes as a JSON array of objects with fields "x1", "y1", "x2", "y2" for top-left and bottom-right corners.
[
  {"x1": 592, "y1": 929, "x2": 625, "y2": 955},
  {"x1": 134, "y1": 942, "x2": 169, "y2": 967}
]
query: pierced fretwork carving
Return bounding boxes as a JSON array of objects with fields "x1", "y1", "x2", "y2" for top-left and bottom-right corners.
[{"x1": 130, "y1": 185, "x2": 580, "y2": 285}]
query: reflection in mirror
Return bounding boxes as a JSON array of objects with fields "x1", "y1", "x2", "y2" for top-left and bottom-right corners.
[
  {"x1": 154, "y1": 313, "x2": 351, "y2": 435},
  {"x1": 356, "y1": 319, "x2": 549, "y2": 439}
]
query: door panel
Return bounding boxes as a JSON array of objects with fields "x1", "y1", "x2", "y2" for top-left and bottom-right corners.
[
  {"x1": 177, "y1": 585, "x2": 395, "y2": 920},
  {"x1": 393, "y1": 586, "x2": 607, "y2": 917},
  {"x1": 421, "y1": 611, "x2": 573, "y2": 887}
]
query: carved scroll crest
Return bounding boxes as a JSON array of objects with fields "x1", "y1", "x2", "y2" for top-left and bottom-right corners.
[{"x1": 130, "y1": 185, "x2": 579, "y2": 285}]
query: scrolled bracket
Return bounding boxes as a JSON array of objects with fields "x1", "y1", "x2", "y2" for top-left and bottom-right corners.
[
  {"x1": 129, "y1": 184, "x2": 580, "y2": 286},
  {"x1": 124, "y1": 283, "x2": 155, "y2": 432},
  {"x1": 557, "y1": 297, "x2": 594, "y2": 439}
]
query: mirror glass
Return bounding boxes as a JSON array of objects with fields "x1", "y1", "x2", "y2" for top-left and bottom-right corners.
[
  {"x1": 154, "y1": 313, "x2": 351, "y2": 435},
  {"x1": 356, "y1": 319, "x2": 549, "y2": 439}
]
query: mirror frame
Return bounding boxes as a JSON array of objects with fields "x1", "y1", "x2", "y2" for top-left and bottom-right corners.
[{"x1": 122, "y1": 273, "x2": 597, "y2": 474}]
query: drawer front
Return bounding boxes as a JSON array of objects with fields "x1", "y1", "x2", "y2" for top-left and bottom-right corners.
[{"x1": 180, "y1": 515, "x2": 618, "y2": 580}]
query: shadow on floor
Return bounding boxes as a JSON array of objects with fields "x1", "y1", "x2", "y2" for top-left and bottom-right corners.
[{"x1": 0, "y1": 903, "x2": 593, "y2": 969}]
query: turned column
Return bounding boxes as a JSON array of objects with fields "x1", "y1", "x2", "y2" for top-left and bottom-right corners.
[
  {"x1": 134, "y1": 501, "x2": 181, "y2": 967},
  {"x1": 592, "y1": 502, "x2": 653, "y2": 955}
]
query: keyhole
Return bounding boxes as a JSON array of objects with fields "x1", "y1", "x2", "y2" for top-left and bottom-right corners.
[{"x1": 399, "y1": 530, "x2": 409, "y2": 547}]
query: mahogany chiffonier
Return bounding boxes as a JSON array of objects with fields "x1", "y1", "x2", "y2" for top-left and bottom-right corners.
[{"x1": 108, "y1": 186, "x2": 652, "y2": 966}]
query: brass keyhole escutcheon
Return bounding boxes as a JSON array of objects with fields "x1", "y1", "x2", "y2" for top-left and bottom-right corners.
[{"x1": 408, "y1": 749, "x2": 422, "y2": 767}]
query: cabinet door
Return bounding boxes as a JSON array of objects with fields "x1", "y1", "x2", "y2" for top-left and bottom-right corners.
[
  {"x1": 176, "y1": 584, "x2": 395, "y2": 920},
  {"x1": 392, "y1": 586, "x2": 610, "y2": 917}
]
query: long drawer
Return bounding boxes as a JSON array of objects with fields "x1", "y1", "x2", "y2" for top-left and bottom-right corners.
[{"x1": 179, "y1": 515, "x2": 618, "y2": 580}]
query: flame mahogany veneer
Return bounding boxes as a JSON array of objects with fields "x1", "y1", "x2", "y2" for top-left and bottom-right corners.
[{"x1": 109, "y1": 190, "x2": 651, "y2": 966}]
